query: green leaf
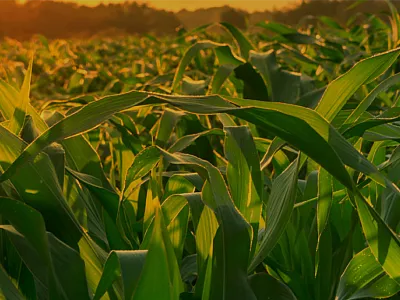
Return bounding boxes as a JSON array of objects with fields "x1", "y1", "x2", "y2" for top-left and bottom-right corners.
[
  {"x1": 65, "y1": 167, "x2": 131, "y2": 250},
  {"x1": 8, "y1": 57, "x2": 33, "y2": 135},
  {"x1": 0, "y1": 263, "x2": 24, "y2": 300},
  {"x1": 316, "y1": 48, "x2": 400, "y2": 122},
  {"x1": 203, "y1": 182, "x2": 256, "y2": 300},
  {"x1": 94, "y1": 250, "x2": 147, "y2": 300},
  {"x1": 0, "y1": 197, "x2": 56, "y2": 297},
  {"x1": 317, "y1": 168, "x2": 333, "y2": 245},
  {"x1": 180, "y1": 254, "x2": 197, "y2": 285},
  {"x1": 354, "y1": 192, "x2": 400, "y2": 285},
  {"x1": 41, "y1": 110, "x2": 113, "y2": 190},
  {"x1": 124, "y1": 146, "x2": 161, "y2": 196},
  {"x1": 260, "y1": 137, "x2": 286, "y2": 170},
  {"x1": 159, "y1": 150, "x2": 256, "y2": 300},
  {"x1": 336, "y1": 248, "x2": 400, "y2": 299},
  {"x1": 169, "y1": 129, "x2": 224, "y2": 153},
  {"x1": 0, "y1": 125, "x2": 81, "y2": 247},
  {"x1": 114, "y1": 135, "x2": 135, "y2": 193},
  {"x1": 195, "y1": 204, "x2": 218, "y2": 298},
  {"x1": 143, "y1": 177, "x2": 160, "y2": 236},
  {"x1": 0, "y1": 198, "x2": 90, "y2": 299},
  {"x1": 343, "y1": 107, "x2": 400, "y2": 139},
  {"x1": 385, "y1": 0, "x2": 400, "y2": 47},
  {"x1": 0, "y1": 91, "x2": 385, "y2": 193},
  {"x1": 141, "y1": 194, "x2": 190, "y2": 262},
  {"x1": 257, "y1": 21, "x2": 297, "y2": 35},
  {"x1": 0, "y1": 197, "x2": 51, "y2": 268},
  {"x1": 77, "y1": 237, "x2": 109, "y2": 299},
  {"x1": 210, "y1": 45, "x2": 245, "y2": 94},
  {"x1": 249, "y1": 50, "x2": 301, "y2": 103},
  {"x1": 315, "y1": 168, "x2": 334, "y2": 298},
  {"x1": 47, "y1": 233, "x2": 91, "y2": 300},
  {"x1": 342, "y1": 72, "x2": 400, "y2": 127},
  {"x1": 172, "y1": 41, "x2": 242, "y2": 92},
  {"x1": 219, "y1": 22, "x2": 254, "y2": 60},
  {"x1": 315, "y1": 225, "x2": 333, "y2": 300},
  {"x1": 20, "y1": 113, "x2": 66, "y2": 188},
  {"x1": 156, "y1": 109, "x2": 183, "y2": 148},
  {"x1": 228, "y1": 97, "x2": 382, "y2": 188},
  {"x1": 133, "y1": 202, "x2": 183, "y2": 300},
  {"x1": 234, "y1": 62, "x2": 269, "y2": 101},
  {"x1": 224, "y1": 126, "x2": 262, "y2": 256},
  {"x1": 163, "y1": 174, "x2": 195, "y2": 200},
  {"x1": 249, "y1": 157, "x2": 299, "y2": 272},
  {"x1": 162, "y1": 195, "x2": 190, "y2": 261},
  {"x1": 210, "y1": 65, "x2": 236, "y2": 94},
  {"x1": 248, "y1": 273, "x2": 297, "y2": 300},
  {"x1": 67, "y1": 168, "x2": 120, "y2": 223}
]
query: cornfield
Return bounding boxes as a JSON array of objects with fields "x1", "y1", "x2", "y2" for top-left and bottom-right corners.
[{"x1": 1, "y1": 2, "x2": 400, "y2": 300}]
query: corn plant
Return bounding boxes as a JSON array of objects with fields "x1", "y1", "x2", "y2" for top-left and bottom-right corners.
[{"x1": 1, "y1": 5, "x2": 400, "y2": 300}]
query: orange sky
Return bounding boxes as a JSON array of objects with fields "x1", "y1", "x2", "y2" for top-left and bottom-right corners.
[{"x1": 17, "y1": 0, "x2": 300, "y2": 12}]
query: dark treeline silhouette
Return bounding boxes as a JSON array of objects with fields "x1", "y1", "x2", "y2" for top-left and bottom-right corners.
[
  {"x1": 271, "y1": 0, "x2": 394, "y2": 26},
  {"x1": 0, "y1": 0, "x2": 181, "y2": 39},
  {"x1": 0, "y1": 0, "x2": 397, "y2": 40}
]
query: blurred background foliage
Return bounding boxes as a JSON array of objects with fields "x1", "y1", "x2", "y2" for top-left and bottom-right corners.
[{"x1": 1, "y1": 0, "x2": 400, "y2": 40}]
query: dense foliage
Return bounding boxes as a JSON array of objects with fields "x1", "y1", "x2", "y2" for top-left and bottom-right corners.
[{"x1": 1, "y1": 2, "x2": 400, "y2": 300}]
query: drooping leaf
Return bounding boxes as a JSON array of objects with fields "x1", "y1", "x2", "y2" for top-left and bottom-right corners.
[{"x1": 0, "y1": 91, "x2": 384, "y2": 194}]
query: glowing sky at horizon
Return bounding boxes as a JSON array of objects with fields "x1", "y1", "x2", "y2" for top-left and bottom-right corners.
[{"x1": 17, "y1": 0, "x2": 300, "y2": 12}]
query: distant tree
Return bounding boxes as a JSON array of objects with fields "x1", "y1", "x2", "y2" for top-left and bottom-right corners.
[
  {"x1": 0, "y1": 0, "x2": 20, "y2": 39},
  {"x1": 0, "y1": 0, "x2": 398, "y2": 40},
  {"x1": 220, "y1": 8, "x2": 248, "y2": 29},
  {"x1": 0, "y1": 0, "x2": 181, "y2": 40},
  {"x1": 270, "y1": 0, "x2": 391, "y2": 27}
]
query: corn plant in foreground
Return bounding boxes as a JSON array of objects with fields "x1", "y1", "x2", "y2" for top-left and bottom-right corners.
[{"x1": 1, "y1": 8, "x2": 400, "y2": 300}]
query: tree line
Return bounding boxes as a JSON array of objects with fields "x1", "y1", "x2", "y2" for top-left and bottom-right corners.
[
  {"x1": 0, "y1": 0, "x2": 396, "y2": 40},
  {"x1": 271, "y1": 0, "x2": 394, "y2": 27},
  {"x1": 0, "y1": 0, "x2": 181, "y2": 39}
]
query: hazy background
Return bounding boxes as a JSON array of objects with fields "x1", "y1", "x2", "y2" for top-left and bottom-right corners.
[
  {"x1": 16, "y1": 0, "x2": 301, "y2": 12},
  {"x1": 1, "y1": 0, "x2": 397, "y2": 40}
]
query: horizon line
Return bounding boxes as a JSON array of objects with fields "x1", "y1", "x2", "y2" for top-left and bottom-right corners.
[{"x1": 16, "y1": 0, "x2": 301, "y2": 13}]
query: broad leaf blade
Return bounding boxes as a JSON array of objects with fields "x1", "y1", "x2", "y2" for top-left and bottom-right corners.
[
  {"x1": 249, "y1": 157, "x2": 299, "y2": 272},
  {"x1": 336, "y1": 247, "x2": 400, "y2": 299},
  {"x1": 316, "y1": 48, "x2": 400, "y2": 122},
  {"x1": 224, "y1": 126, "x2": 262, "y2": 256},
  {"x1": 8, "y1": 57, "x2": 33, "y2": 135}
]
